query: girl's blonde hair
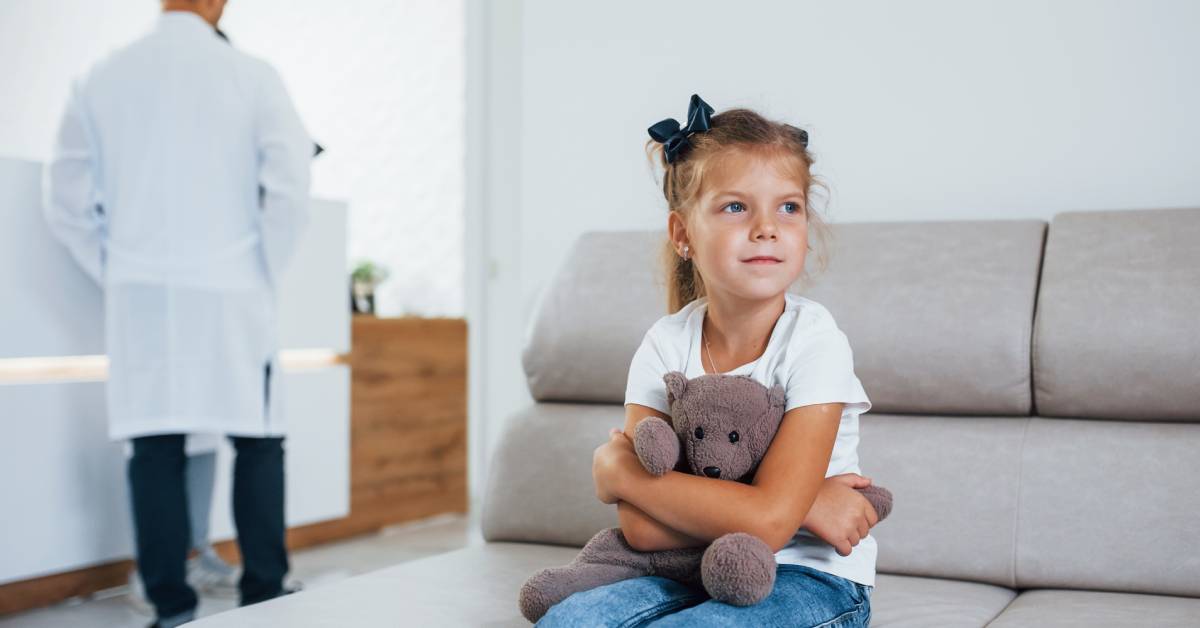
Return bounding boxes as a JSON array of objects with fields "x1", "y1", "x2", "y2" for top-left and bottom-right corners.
[{"x1": 646, "y1": 108, "x2": 832, "y2": 313}]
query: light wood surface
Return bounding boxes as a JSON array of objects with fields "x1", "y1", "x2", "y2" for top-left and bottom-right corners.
[{"x1": 217, "y1": 316, "x2": 469, "y2": 561}]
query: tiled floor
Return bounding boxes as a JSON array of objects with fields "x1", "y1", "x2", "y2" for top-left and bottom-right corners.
[{"x1": 0, "y1": 513, "x2": 479, "y2": 628}]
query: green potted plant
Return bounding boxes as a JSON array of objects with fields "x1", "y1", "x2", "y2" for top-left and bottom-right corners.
[{"x1": 350, "y1": 260, "x2": 389, "y2": 315}]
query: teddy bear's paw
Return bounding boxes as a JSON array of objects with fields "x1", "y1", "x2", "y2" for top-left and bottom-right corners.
[
  {"x1": 634, "y1": 417, "x2": 681, "y2": 476},
  {"x1": 858, "y1": 485, "x2": 894, "y2": 522},
  {"x1": 700, "y1": 532, "x2": 777, "y2": 606}
]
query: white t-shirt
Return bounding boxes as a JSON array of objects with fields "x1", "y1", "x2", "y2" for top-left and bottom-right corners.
[{"x1": 623, "y1": 292, "x2": 877, "y2": 587}]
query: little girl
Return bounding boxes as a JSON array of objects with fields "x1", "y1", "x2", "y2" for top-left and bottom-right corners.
[{"x1": 539, "y1": 95, "x2": 879, "y2": 627}]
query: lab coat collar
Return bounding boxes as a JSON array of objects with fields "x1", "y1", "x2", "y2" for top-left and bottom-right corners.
[{"x1": 157, "y1": 11, "x2": 219, "y2": 37}]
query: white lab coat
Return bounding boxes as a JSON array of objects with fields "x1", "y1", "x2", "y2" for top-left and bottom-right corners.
[{"x1": 43, "y1": 12, "x2": 312, "y2": 441}]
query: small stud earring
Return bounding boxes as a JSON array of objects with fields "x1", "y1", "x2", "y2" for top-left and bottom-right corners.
[{"x1": 682, "y1": 245, "x2": 690, "y2": 261}]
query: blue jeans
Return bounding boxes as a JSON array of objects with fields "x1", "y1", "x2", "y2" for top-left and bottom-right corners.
[{"x1": 537, "y1": 563, "x2": 872, "y2": 627}]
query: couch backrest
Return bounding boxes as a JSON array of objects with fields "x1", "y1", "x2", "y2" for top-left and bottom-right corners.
[
  {"x1": 520, "y1": 221, "x2": 1048, "y2": 413},
  {"x1": 801, "y1": 219, "x2": 1046, "y2": 416},
  {"x1": 1032, "y1": 208, "x2": 1200, "y2": 420},
  {"x1": 521, "y1": 231, "x2": 666, "y2": 404},
  {"x1": 1014, "y1": 207, "x2": 1200, "y2": 596},
  {"x1": 483, "y1": 210, "x2": 1200, "y2": 598}
]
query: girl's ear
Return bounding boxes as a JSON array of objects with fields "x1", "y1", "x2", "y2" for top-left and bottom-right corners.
[
  {"x1": 664, "y1": 371, "x2": 688, "y2": 406},
  {"x1": 667, "y1": 211, "x2": 689, "y2": 252}
]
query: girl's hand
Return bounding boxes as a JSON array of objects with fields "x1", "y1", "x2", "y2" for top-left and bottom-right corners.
[
  {"x1": 802, "y1": 473, "x2": 880, "y2": 556},
  {"x1": 593, "y1": 428, "x2": 638, "y2": 504}
]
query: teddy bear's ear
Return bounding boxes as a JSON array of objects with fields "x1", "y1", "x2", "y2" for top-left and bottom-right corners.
[
  {"x1": 664, "y1": 371, "x2": 688, "y2": 406},
  {"x1": 768, "y1": 384, "x2": 786, "y2": 410}
]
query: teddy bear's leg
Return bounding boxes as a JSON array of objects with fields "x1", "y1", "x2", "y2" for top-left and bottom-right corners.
[
  {"x1": 634, "y1": 416, "x2": 681, "y2": 476},
  {"x1": 700, "y1": 532, "x2": 777, "y2": 606},
  {"x1": 857, "y1": 485, "x2": 894, "y2": 522},
  {"x1": 518, "y1": 527, "x2": 651, "y2": 623},
  {"x1": 646, "y1": 546, "x2": 706, "y2": 589},
  {"x1": 519, "y1": 562, "x2": 645, "y2": 623}
]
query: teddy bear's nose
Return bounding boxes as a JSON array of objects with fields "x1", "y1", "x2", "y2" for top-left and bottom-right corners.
[{"x1": 703, "y1": 466, "x2": 721, "y2": 478}]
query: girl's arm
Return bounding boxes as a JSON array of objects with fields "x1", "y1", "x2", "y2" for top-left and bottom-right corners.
[
  {"x1": 617, "y1": 404, "x2": 707, "y2": 551},
  {"x1": 596, "y1": 402, "x2": 843, "y2": 552},
  {"x1": 618, "y1": 502, "x2": 706, "y2": 551},
  {"x1": 615, "y1": 403, "x2": 872, "y2": 553}
]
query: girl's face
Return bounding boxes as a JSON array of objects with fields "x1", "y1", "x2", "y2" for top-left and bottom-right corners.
[{"x1": 669, "y1": 148, "x2": 809, "y2": 304}]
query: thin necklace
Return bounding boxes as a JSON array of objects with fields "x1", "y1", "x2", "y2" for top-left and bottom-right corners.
[
  {"x1": 703, "y1": 317, "x2": 722, "y2": 374},
  {"x1": 705, "y1": 314, "x2": 773, "y2": 375}
]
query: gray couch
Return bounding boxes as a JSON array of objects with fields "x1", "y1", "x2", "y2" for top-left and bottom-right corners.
[{"x1": 194, "y1": 208, "x2": 1200, "y2": 627}]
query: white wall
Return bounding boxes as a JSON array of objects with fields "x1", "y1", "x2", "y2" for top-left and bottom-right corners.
[
  {"x1": 220, "y1": 1, "x2": 466, "y2": 318},
  {"x1": 468, "y1": 0, "x2": 1200, "y2": 494}
]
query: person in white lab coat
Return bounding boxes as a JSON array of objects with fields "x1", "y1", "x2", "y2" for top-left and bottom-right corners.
[{"x1": 42, "y1": 0, "x2": 312, "y2": 625}]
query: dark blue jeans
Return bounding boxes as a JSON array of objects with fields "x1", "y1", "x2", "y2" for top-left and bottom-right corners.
[
  {"x1": 538, "y1": 563, "x2": 872, "y2": 627},
  {"x1": 128, "y1": 433, "x2": 289, "y2": 618}
]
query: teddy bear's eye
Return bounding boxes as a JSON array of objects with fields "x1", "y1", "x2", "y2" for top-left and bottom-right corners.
[
  {"x1": 729, "y1": 431, "x2": 739, "y2": 444},
  {"x1": 694, "y1": 427, "x2": 705, "y2": 440}
]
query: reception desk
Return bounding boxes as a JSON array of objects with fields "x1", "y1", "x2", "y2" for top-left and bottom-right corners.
[{"x1": 0, "y1": 158, "x2": 351, "y2": 595}]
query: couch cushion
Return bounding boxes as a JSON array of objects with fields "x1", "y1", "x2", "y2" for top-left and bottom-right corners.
[
  {"x1": 481, "y1": 404, "x2": 1033, "y2": 588},
  {"x1": 524, "y1": 220, "x2": 1047, "y2": 413},
  {"x1": 1015, "y1": 417, "x2": 1200, "y2": 597},
  {"x1": 1033, "y1": 207, "x2": 1200, "y2": 421},
  {"x1": 861, "y1": 411, "x2": 1200, "y2": 598},
  {"x1": 986, "y1": 589, "x2": 1200, "y2": 628},
  {"x1": 187, "y1": 543, "x2": 581, "y2": 627},
  {"x1": 523, "y1": 231, "x2": 667, "y2": 403},
  {"x1": 860, "y1": 413, "x2": 1027, "y2": 588},
  {"x1": 869, "y1": 573, "x2": 1016, "y2": 627},
  {"x1": 490, "y1": 376, "x2": 1200, "y2": 599},
  {"x1": 481, "y1": 402, "x2": 621, "y2": 546},
  {"x1": 189, "y1": 543, "x2": 1031, "y2": 628},
  {"x1": 804, "y1": 219, "x2": 1046, "y2": 416}
]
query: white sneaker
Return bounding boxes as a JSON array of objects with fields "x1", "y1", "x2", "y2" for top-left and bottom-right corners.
[
  {"x1": 187, "y1": 548, "x2": 240, "y2": 599},
  {"x1": 126, "y1": 571, "x2": 154, "y2": 617}
]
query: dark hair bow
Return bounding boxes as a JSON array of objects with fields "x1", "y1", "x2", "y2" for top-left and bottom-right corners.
[
  {"x1": 648, "y1": 94, "x2": 715, "y2": 164},
  {"x1": 784, "y1": 124, "x2": 810, "y2": 148}
]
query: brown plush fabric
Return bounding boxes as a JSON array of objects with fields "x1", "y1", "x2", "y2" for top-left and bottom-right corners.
[
  {"x1": 701, "y1": 532, "x2": 779, "y2": 606},
  {"x1": 859, "y1": 484, "x2": 894, "y2": 521},
  {"x1": 517, "y1": 372, "x2": 895, "y2": 623},
  {"x1": 518, "y1": 527, "x2": 707, "y2": 622}
]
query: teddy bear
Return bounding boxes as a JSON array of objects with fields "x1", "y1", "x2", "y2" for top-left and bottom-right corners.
[{"x1": 518, "y1": 371, "x2": 894, "y2": 623}]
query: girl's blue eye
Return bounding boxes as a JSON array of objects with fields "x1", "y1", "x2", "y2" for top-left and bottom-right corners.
[
  {"x1": 780, "y1": 202, "x2": 802, "y2": 215},
  {"x1": 722, "y1": 202, "x2": 746, "y2": 214}
]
